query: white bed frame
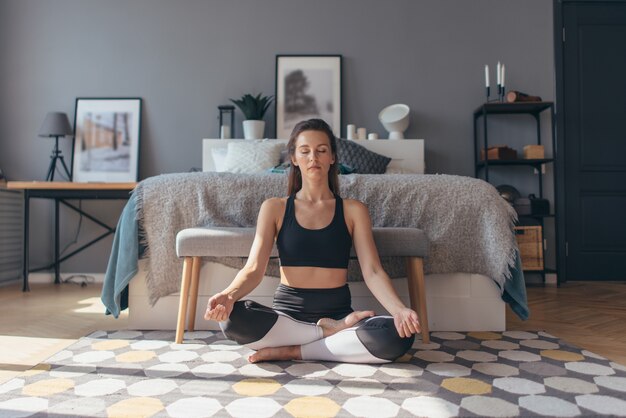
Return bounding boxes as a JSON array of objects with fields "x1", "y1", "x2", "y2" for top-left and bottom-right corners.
[{"x1": 127, "y1": 138, "x2": 506, "y2": 332}]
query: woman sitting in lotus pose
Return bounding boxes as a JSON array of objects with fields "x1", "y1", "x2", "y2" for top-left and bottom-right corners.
[{"x1": 204, "y1": 118, "x2": 420, "y2": 363}]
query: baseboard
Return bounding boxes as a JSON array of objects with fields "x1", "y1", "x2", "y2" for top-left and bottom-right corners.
[
  {"x1": 0, "y1": 279, "x2": 20, "y2": 287},
  {"x1": 28, "y1": 273, "x2": 105, "y2": 284}
]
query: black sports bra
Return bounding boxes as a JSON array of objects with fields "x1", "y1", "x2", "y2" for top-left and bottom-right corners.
[{"x1": 276, "y1": 194, "x2": 352, "y2": 269}]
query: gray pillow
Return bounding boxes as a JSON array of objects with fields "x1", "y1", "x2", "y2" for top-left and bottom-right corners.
[{"x1": 336, "y1": 139, "x2": 391, "y2": 174}]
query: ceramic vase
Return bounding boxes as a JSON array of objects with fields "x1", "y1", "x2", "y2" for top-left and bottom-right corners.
[{"x1": 243, "y1": 120, "x2": 265, "y2": 139}]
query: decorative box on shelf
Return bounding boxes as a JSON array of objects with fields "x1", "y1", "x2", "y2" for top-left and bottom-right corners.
[
  {"x1": 523, "y1": 145, "x2": 545, "y2": 159},
  {"x1": 515, "y1": 225, "x2": 544, "y2": 271},
  {"x1": 480, "y1": 145, "x2": 517, "y2": 160}
]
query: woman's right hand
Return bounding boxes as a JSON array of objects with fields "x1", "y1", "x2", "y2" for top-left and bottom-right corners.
[{"x1": 204, "y1": 292, "x2": 234, "y2": 322}]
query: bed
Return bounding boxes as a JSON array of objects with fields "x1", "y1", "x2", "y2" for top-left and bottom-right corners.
[{"x1": 103, "y1": 138, "x2": 528, "y2": 332}]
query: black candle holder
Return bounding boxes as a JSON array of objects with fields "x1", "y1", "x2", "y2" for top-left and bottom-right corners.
[
  {"x1": 485, "y1": 86, "x2": 502, "y2": 103},
  {"x1": 486, "y1": 85, "x2": 507, "y2": 103}
]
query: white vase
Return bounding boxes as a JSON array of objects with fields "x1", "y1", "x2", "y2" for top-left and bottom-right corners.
[{"x1": 243, "y1": 120, "x2": 265, "y2": 139}]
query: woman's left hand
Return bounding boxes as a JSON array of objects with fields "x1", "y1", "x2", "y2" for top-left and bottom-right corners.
[{"x1": 393, "y1": 308, "x2": 421, "y2": 338}]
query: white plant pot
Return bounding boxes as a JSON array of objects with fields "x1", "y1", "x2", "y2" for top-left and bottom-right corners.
[{"x1": 243, "y1": 120, "x2": 265, "y2": 139}]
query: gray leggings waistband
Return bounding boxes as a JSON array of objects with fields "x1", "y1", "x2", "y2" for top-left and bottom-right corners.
[{"x1": 272, "y1": 283, "x2": 354, "y2": 323}]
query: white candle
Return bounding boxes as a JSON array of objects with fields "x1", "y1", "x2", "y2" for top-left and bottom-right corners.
[
  {"x1": 220, "y1": 125, "x2": 231, "y2": 139},
  {"x1": 497, "y1": 61, "x2": 501, "y2": 85},
  {"x1": 484, "y1": 65, "x2": 489, "y2": 87},
  {"x1": 346, "y1": 124, "x2": 356, "y2": 140},
  {"x1": 501, "y1": 64, "x2": 506, "y2": 87}
]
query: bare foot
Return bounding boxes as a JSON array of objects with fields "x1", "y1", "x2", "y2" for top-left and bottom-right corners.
[
  {"x1": 248, "y1": 345, "x2": 301, "y2": 363},
  {"x1": 317, "y1": 310, "x2": 375, "y2": 337}
]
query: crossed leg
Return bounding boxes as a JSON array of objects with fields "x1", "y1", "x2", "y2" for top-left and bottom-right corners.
[
  {"x1": 249, "y1": 310, "x2": 375, "y2": 363},
  {"x1": 220, "y1": 300, "x2": 414, "y2": 364}
]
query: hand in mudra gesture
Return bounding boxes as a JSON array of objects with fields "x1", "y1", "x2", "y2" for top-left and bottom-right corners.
[
  {"x1": 393, "y1": 308, "x2": 421, "y2": 338},
  {"x1": 204, "y1": 292, "x2": 234, "y2": 322}
]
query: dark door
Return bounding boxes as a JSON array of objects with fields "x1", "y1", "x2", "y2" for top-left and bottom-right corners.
[{"x1": 562, "y1": 2, "x2": 626, "y2": 280}]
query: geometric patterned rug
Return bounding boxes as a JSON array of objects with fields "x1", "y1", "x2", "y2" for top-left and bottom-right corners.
[{"x1": 1, "y1": 330, "x2": 625, "y2": 417}]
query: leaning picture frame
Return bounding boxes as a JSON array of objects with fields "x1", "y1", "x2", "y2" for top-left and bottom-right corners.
[
  {"x1": 71, "y1": 98, "x2": 142, "y2": 182},
  {"x1": 275, "y1": 55, "x2": 342, "y2": 139}
]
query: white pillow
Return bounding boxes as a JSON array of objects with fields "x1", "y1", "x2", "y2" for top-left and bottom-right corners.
[
  {"x1": 211, "y1": 147, "x2": 228, "y2": 172},
  {"x1": 222, "y1": 141, "x2": 284, "y2": 173},
  {"x1": 385, "y1": 160, "x2": 419, "y2": 174}
]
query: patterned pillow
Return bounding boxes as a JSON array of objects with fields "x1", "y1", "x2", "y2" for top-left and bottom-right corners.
[
  {"x1": 222, "y1": 141, "x2": 284, "y2": 173},
  {"x1": 336, "y1": 139, "x2": 392, "y2": 174}
]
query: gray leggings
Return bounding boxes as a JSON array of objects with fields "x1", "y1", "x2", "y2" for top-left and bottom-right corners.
[{"x1": 220, "y1": 300, "x2": 414, "y2": 363}]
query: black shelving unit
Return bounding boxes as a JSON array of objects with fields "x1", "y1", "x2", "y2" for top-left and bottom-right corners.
[{"x1": 473, "y1": 101, "x2": 559, "y2": 284}]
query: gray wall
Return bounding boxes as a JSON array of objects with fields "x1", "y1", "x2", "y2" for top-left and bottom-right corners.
[{"x1": 0, "y1": 0, "x2": 555, "y2": 273}]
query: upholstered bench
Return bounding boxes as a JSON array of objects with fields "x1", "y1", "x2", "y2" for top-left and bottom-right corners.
[{"x1": 175, "y1": 227, "x2": 430, "y2": 344}]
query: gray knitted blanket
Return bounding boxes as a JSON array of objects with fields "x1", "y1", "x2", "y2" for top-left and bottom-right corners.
[{"x1": 135, "y1": 172, "x2": 518, "y2": 305}]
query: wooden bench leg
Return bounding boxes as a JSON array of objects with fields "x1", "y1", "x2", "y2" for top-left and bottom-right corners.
[
  {"x1": 175, "y1": 256, "x2": 194, "y2": 344},
  {"x1": 406, "y1": 256, "x2": 430, "y2": 344},
  {"x1": 187, "y1": 256, "x2": 202, "y2": 332}
]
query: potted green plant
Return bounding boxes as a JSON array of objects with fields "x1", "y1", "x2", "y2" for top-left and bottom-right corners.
[{"x1": 230, "y1": 93, "x2": 274, "y2": 139}]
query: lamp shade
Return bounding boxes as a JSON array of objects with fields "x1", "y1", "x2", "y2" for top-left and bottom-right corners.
[
  {"x1": 38, "y1": 112, "x2": 73, "y2": 137},
  {"x1": 378, "y1": 104, "x2": 410, "y2": 139}
]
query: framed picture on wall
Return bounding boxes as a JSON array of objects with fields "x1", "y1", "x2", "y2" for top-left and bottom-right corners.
[
  {"x1": 71, "y1": 98, "x2": 142, "y2": 182},
  {"x1": 275, "y1": 55, "x2": 342, "y2": 139}
]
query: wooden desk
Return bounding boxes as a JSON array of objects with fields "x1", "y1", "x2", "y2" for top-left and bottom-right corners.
[{"x1": 7, "y1": 182, "x2": 137, "y2": 291}]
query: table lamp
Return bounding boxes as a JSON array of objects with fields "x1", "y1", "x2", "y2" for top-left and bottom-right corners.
[
  {"x1": 378, "y1": 104, "x2": 410, "y2": 139},
  {"x1": 39, "y1": 112, "x2": 74, "y2": 181}
]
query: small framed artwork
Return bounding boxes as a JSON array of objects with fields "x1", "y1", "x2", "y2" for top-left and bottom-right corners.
[
  {"x1": 71, "y1": 98, "x2": 142, "y2": 182},
  {"x1": 275, "y1": 55, "x2": 342, "y2": 139}
]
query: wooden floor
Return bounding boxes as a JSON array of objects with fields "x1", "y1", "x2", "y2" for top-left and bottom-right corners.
[
  {"x1": 0, "y1": 281, "x2": 128, "y2": 385},
  {"x1": 0, "y1": 280, "x2": 625, "y2": 385},
  {"x1": 507, "y1": 281, "x2": 626, "y2": 366}
]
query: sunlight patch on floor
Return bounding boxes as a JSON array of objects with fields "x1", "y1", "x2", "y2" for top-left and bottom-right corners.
[
  {"x1": 0, "y1": 336, "x2": 76, "y2": 385},
  {"x1": 72, "y1": 296, "x2": 110, "y2": 313}
]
